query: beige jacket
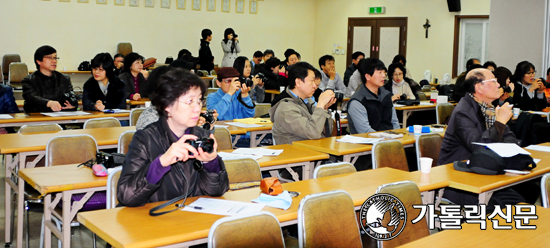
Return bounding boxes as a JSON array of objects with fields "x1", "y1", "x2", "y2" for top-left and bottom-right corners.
[{"x1": 269, "y1": 88, "x2": 333, "y2": 145}]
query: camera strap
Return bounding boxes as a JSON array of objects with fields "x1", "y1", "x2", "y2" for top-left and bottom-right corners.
[
  {"x1": 149, "y1": 162, "x2": 196, "y2": 217},
  {"x1": 237, "y1": 93, "x2": 256, "y2": 109},
  {"x1": 335, "y1": 111, "x2": 341, "y2": 136}
]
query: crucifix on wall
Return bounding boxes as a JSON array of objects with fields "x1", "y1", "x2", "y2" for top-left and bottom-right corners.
[{"x1": 423, "y1": 19, "x2": 431, "y2": 38}]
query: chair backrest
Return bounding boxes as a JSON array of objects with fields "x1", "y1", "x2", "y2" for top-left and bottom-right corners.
[
  {"x1": 117, "y1": 43, "x2": 133, "y2": 56},
  {"x1": 254, "y1": 103, "x2": 271, "y2": 117},
  {"x1": 415, "y1": 133, "x2": 443, "y2": 168},
  {"x1": 417, "y1": 92, "x2": 427, "y2": 101},
  {"x1": 436, "y1": 103, "x2": 454, "y2": 125},
  {"x1": 208, "y1": 211, "x2": 284, "y2": 248},
  {"x1": 313, "y1": 162, "x2": 357, "y2": 179},
  {"x1": 118, "y1": 130, "x2": 136, "y2": 154},
  {"x1": 210, "y1": 70, "x2": 217, "y2": 76},
  {"x1": 206, "y1": 87, "x2": 218, "y2": 97},
  {"x1": 130, "y1": 108, "x2": 145, "y2": 126},
  {"x1": 298, "y1": 190, "x2": 362, "y2": 248},
  {"x1": 376, "y1": 181, "x2": 430, "y2": 248},
  {"x1": 83, "y1": 117, "x2": 121, "y2": 129},
  {"x1": 45, "y1": 134, "x2": 98, "y2": 167},
  {"x1": 106, "y1": 166, "x2": 123, "y2": 209},
  {"x1": 197, "y1": 70, "x2": 209, "y2": 76},
  {"x1": 18, "y1": 123, "x2": 63, "y2": 134},
  {"x1": 542, "y1": 173, "x2": 550, "y2": 208},
  {"x1": 2, "y1": 54, "x2": 21, "y2": 81},
  {"x1": 223, "y1": 158, "x2": 262, "y2": 190},
  {"x1": 214, "y1": 127, "x2": 232, "y2": 150},
  {"x1": 372, "y1": 140, "x2": 409, "y2": 171},
  {"x1": 8, "y1": 62, "x2": 28, "y2": 87}
]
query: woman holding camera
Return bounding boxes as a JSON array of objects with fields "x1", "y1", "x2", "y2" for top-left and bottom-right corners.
[
  {"x1": 511, "y1": 61, "x2": 549, "y2": 111},
  {"x1": 118, "y1": 68, "x2": 229, "y2": 207},
  {"x1": 233, "y1": 56, "x2": 265, "y2": 103},
  {"x1": 384, "y1": 63, "x2": 417, "y2": 101},
  {"x1": 82, "y1": 53, "x2": 126, "y2": 111},
  {"x1": 221, "y1": 28, "x2": 241, "y2": 67}
]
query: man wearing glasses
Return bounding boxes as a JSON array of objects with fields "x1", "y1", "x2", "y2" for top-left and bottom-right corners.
[
  {"x1": 439, "y1": 68, "x2": 523, "y2": 210},
  {"x1": 22, "y1": 45, "x2": 76, "y2": 113},
  {"x1": 206, "y1": 67, "x2": 255, "y2": 121}
]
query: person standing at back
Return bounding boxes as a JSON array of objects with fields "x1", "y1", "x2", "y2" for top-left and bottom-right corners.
[
  {"x1": 221, "y1": 28, "x2": 241, "y2": 67},
  {"x1": 198, "y1": 29, "x2": 214, "y2": 72}
]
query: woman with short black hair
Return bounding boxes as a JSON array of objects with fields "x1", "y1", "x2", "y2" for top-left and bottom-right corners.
[
  {"x1": 119, "y1": 52, "x2": 149, "y2": 100},
  {"x1": 118, "y1": 68, "x2": 229, "y2": 207},
  {"x1": 511, "y1": 61, "x2": 548, "y2": 111},
  {"x1": 82, "y1": 53, "x2": 126, "y2": 111}
]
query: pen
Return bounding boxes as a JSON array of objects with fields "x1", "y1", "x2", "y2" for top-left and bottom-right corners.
[{"x1": 175, "y1": 204, "x2": 203, "y2": 210}]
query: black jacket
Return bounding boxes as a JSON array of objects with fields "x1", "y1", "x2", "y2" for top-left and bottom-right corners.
[
  {"x1": 439, "y1": 94, "x2": 519, "y2": 165},
  {"x1": 119, "y1": 71, "x2": 148, "y2": 99},
  {"x1": 348, "y1": 83, "x2": 395, "y2": 134},
  {"x1": 198, "y1": 40, "x2": 214, "y2": 72},
  {"x1": 512, "y1": 82, "x2": 548, "y2": 111},
  {"x1": 259, "y1": 66, "x2": 287, "y2": 103},
  {"x1": 117, "y1": 116, "x2": 229, "y2": 207},
  {"x1": 343, "y1": 64, "x2": 356, "y2": 87},
  {"x1": 82, "y1": 76, "x2": 127, "y2": 111},
  {"x1": 22, "y1": 71, "x2": 74, "y2": 113}
]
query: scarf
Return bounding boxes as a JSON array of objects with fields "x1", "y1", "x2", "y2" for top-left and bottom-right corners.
[{"x1": 468, "y1": 92, "x2": 496, "y2": 128}]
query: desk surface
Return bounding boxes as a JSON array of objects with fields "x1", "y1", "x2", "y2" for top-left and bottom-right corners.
[
  {"x1": 217, "y1": 118, "x2": 273, "y2": 132},
  {"x1": 394, "y1": 101, "x2": 457, "y2": 111},
  {"x1": 221, "y1": 144, "x2": 329, "y2": 168},
  {"x1": 411, "y1": 143, "x2": 550, "y2": 194},
  {"x1": 265, "y1": 89, "x2": 281, "y2": 95},
  {"x1": 0, "y1": 126, "x2": 135, "y2": 154},
  {"x1": 400, "y1": 205, "x2": 550, "y2": 247},
  {"x1": 19, "y1": 164, "x2": 107, "y2": 195},
  {"x1": 292, "y1": 128, "x2": 422, "y2": 156},
  {"x1": 77, "y1": 167, "x2": 447, "y2": 248},
  {"x1": 0, "y1": 111, "x2": 129, "y2": 125}
]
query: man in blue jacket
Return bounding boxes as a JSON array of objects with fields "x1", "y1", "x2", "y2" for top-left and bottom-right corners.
[{"x1": 206, "y1": 67, "x2": 255, "y2": 121}]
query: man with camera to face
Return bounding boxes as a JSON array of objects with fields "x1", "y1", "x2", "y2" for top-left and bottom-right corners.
[
  {"x1": 206, "y1": 67, "x2": 255, "y2": 121},
  {"x1": 348, "y1": 58, "x2": 400, "y2": 134},
  {"x1": 269, "y1": 62, "x2": 336, "y2": 145},
  {"x1": 22, "y1": 45, "x2": 76, "y2": 113}
]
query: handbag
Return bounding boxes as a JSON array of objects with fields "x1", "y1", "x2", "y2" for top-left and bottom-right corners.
[{"x1": 260, "y1": 177, "x2": 283, "y2": 196}]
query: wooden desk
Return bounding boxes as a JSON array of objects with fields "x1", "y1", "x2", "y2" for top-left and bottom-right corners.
[
  {"x1": 77, "y1": 167, "x2": 447, "y2": 248},
  {"x1": 412, "y1": 144, "x2": 550, "y2": 204},
  {"x1": 29, "y1": 70, "x2": 91, "y2": 74},
  {"x1": 2, "y1": 126, "x2": 134, "y2": 247},
  {"x1": 16, "y1": 100, "x2": 85, "y2": 112},
  {"x1": 394, "y1": 101, "x2": 456, "y2": 127},
  {"x1": 218, "y1": 118, "x2": 273, "y2": 147},
  {"x1": 265, "y1": 89, "x2": 281, "y2": 101},
  {"x1": 0, "y1": 111, "x2": 130, "y2": 128},
  {"x1": 19, "y1": 165, "x2": 108, "y2": 248},
  {"x1": 400, "y1": 205, "x2": 550, "y2": 247},
  {"x1": 127, "y1": 98, "x2": 149, "y2": 108},
  {"x1": 221, "y1": 144, "x2": 330, "y2": 181},
  {"x1": 292, "y1": 128, "x2": 421, "y2": 164}
]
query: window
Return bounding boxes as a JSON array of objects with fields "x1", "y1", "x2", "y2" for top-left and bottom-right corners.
[{"x1": 452, "y1": 16, "x2": 489, "y2": 77}]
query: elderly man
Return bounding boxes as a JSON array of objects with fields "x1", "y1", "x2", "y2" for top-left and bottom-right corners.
[
  {"x1": 206, "y1": 67, "x2": 255, "y2": 121},
  {"x1": 439, "y1": 68, "x2": 531, "y2": 210}
]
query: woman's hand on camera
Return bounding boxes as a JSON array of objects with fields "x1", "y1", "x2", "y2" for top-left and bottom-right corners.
[
  {"x1": 252, "y1": 76, "x2": 264, "y2": 87},
  {"x1": 194, "y1": 134, "x2": 218, "y2": 163},
  {"x1": 159, "y1": 135, "x2": 199, "y2": 167},
  {"x1": 240, "y1": 83, "x2": 251, "y2": 97}
]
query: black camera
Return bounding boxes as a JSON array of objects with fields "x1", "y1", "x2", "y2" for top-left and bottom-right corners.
[
  {"x1": 233, "y1": 34, "x2": 238, "y2": 38},
  {"x1": 503, "y1": 86, "x2": 512, "y2": 94},
  {"x1": 96, "y1": 151, "x2": 126, "y2": 168},
  {"x1": 185, "y1": 138, "x2": 215, "y2": 153},
  {"x1": 64, "y1": 91, "x2": 81, "y2": 107},
  {"x1": 200, "y1": 110, "x2": 216, "y2": 130},
  {"x1": 333, "y1": 91, "x2": 345, "y2": 102},
  {"x1": 254, "y1": 72, "x2": 268, "y2": 84},
  {"x1": 241, "y1": 77, "x2": 254, "y2": 88},
  {"x1": 400, "y1": 93, "x2": 408, "y2": 100}
]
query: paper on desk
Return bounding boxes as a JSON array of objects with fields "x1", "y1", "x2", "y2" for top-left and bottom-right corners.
[
  {"x1": 252, "y1": 191, "x2": 292, "y2": 210},
  {"x1": 182, "y1": 198, "x2": 265, "y2": 216},
  {"x1": 525, "y1": 145, "x2": 550, "y2": 153},
  {"x1": 225, "y1": 122, "x2": 264, "y2": 128},
  {"x1": 472, "y1": 143, "x2": 531, "y2": 157},
  {"x1": 232, "y1": 148, "x2": 283, "y2": 156},
  {"x1": 393, "y1": 104, "x2": 405, "y2": 107},
  {"x1": 40, "y1": 111, "x2": 92, "y2": 117},
  {"x1": 0, "y1": 114, "x2": 13, "y2": 119},
  {"x1": 336, "y1": 135, "x2": 383, "y2": 144},
  {"x1": 233, "y1": 118, "x2": 272, "y2": 124},
  {"x1": 218, "y1": 151, "x2": 262, "y2": 160},
  {"x1": 369, "y1": 132, "x2": 403, "y2": 139},
  {"x1": 419, "y1": 102, "x2": 433, "y2": 106},
  {"x1": 103, "y1": 109, "x2": 131, "y2": 113},
  {"x1": 214, "y1": 125, "x2": 229, "y2": 129}
]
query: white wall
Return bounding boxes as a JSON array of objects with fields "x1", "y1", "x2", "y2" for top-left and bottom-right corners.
[
  {"x1": 0, "y1": 0, "x2": 316, "y2": 70},
  {"x1": 488, "y1": 0, "x2": 546, "y2": 78},
  {"x1": 313, "y1": 0, "x2": 491, "y2": 81}
]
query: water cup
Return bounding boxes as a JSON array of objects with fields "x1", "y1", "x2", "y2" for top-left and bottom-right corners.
[
  {"x1": 419, "y1": 157, "x2": 433, "y2": 173},
  {"x1": 413, "y1": 125, "x2": 423, "y2": 134},
  {"x1": 513, "y1": 108, "x2": 520, "y2": 118},
  {"x1": 145, "y1": 101, "x2": 151, "y2": 108},
  {"x1": 437, "y1": 95, "x2": 448, "y2": 103},
  {"x1": 280, "y1": 86, "x2": 285, "y2": 92}
]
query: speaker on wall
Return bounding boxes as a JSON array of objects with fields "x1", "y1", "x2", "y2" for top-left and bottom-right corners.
[{"x1": 447, "y1": 0, "x2": 461, "y2": 12}]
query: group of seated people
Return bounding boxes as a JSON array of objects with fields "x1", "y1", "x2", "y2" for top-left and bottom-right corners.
[{"x1": 3, "y1": 44, "x2": 549, "y2": 244}]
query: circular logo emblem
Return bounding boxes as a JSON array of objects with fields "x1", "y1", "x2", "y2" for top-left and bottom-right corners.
[{"x1": 359, "y1": 193, "x2": 407, "y2": 241}]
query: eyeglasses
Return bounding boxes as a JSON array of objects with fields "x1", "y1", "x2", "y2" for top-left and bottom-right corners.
[
  {"x1": 222, "y1": 78, "x2": 239, "y2": 83},
  {"x1": 43, "y1": 56, "x2": 60, "y2": 61},
  {"x1": 177, "y1": 99, "x2": 204, "y2": 108},
  {"x1": 481, "y1": 79, "x2": 498, "y2": 84},
  {"x1": 526, "y1": 71, "x2": 537, "y2": 75},
  {"x1": 393, "y1": 73, "x2": 403, "y2": 77}
]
